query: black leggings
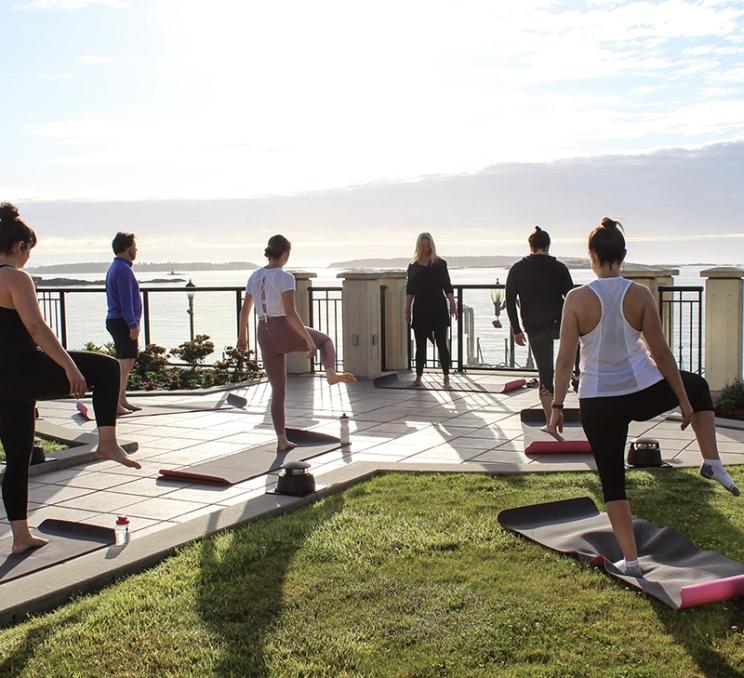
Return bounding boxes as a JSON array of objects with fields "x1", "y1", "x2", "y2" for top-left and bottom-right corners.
[
  {"x1": 413, "y1": 325, "x2": 451, "y2": 376},
  {"x1": 580, "y1": 371, "x2": 714, "y2": 502},
  {"x1": 529, "y1": 330, "x2": 580, "y2": 394},
  {"x1": 0, "y1": 350, "x2": 120, "y2": 521}
]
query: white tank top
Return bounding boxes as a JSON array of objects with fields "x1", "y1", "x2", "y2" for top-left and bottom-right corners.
[
  {"x1": 578, "y1": 277, "x2": 663, "y2": 398},
  {"x1": 246, "y1": 267, "x2": 296, "y2": 318}
]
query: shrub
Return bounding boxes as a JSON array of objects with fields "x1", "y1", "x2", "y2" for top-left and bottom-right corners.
[
  {"x1": 170, "y1": 335, "x2": 214, "y2": 369},
  {"x1": 714, "y1": 378, "x2": 744, "y2": 418}
]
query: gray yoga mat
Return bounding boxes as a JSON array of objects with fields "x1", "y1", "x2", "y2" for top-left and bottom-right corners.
[
  {"x1": 0, "y1": 519, "x2": 115, "y2": 585},
  {"x1": 374, "y1": 372, "x2": 530, "y2": 393},
  {"x1": 159, "y1": 428, "x2": 342, "y2": 485},
  {"x1": 498, "y1": 497, "x2": 744, "y2": 608}
]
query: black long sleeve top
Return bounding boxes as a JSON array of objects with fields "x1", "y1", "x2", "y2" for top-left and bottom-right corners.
[
  {"x1": 505, "y1": 254, "x2": 574, "y2": 336},
  {"x1": 406, "y1": 258, "x2": 454, "y2": 335}
]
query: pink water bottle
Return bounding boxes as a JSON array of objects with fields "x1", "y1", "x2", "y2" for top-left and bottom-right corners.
[{"x1": 115, "y1": 516, "x2": 130, "y2": 545}]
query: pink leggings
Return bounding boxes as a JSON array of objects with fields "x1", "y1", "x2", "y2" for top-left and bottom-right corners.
[{"x1": 257, "y1": 317, "x2": 336, "y2": 435}]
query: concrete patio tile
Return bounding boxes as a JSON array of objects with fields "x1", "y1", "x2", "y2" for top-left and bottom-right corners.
[
  {"x1": 160, "y1": 484, "x2": 253, "y2": 505},
  {"x1": 448, "y1": 436, "x2": 510, "y2": 450},
  {"x1": 110, "y1": 476, "x2": 188, "y2": 497},
  {"x1": 216, "y1": 488, "x2": 268, "y2": 507},
  {"x1": 218, "y1": 431, "x2": 277, "y2": 445},
  {"x1": 27, "y1": 484, "x2": 95, "y2": 505},
  {"x1": 60, "y1": 471, "x2": 142, "y2": 491},
  {"x1": 469, "y1": 449, "x2": 533, "y2": 465},
  {"x1": 29, "y1": 468, "x2": 94, "y2": 485},
  {"x1": 401, "y1": 446, "x2": 472, "y2": 463},
  {"x1": 93, "y1": 459, "x2": 180, "y2": 477},
  {"x1": 124, "y1": 496, "x2": 209, "y2": 521},
  {"x1": 170, "y1": 505, "x2": 225, "y2": 523},
  {"x1": 57, "y1": 491, "x2": 143, "y2": 513},
  {"x1": 26, "y1": 505, "x2": 99, "y2": 527},
  {"x1": 140, "y1": 436, "x2": 206, "y2": 451}
]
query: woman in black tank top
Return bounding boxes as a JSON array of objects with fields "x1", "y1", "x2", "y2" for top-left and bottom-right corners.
[{"x1": 0, "y1": 203, "x2": 141, "y2": 556}]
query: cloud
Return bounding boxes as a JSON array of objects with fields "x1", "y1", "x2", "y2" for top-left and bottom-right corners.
[
  {"x1": 14, "y1": 0, "x2": 128, "y2": 8},
  {"x1": 76, "y1": 54, "x2": 111, "y2": 64}
]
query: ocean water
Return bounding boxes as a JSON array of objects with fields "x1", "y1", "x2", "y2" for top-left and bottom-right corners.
[{"x1": 37, "y1": 265, "x2": 709, "y2": 370}]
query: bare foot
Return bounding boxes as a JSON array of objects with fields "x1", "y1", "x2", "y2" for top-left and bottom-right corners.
[
  {"x1": 95, "y1": 443, "x2": 142, "y2": 469},
  {"x1": 327, "y1": 372, "x2": 357, "y2": 385},
  {"x1": 122, "y1": 402, "x2": 142, "y2": 412},
  {"x1": 412, "y1": 377, "x2": 423, "y2": 387},
  {"x1": 276, "y1": 442, "x2": 297, "y2": 454},
  {"x1": 12, "y1": 535, "x2": 49, "y2": 555},
  {"x1": 117, "y1": 406, "x2": 131, "y2": 417},
  {"x1": 541, "y1": 425, "x2": 565, "y2": 442},
  {"x1": 443, "y1": 376, "x2": 452, "y2": 390}
]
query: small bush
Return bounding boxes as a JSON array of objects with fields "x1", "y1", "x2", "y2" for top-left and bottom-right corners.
[
  {"x1": 714, "y1": 378, "x2": 744, "y2": 419},
  {"x1": 170, "y1": 335, "x2": 215, "y2": 369}
]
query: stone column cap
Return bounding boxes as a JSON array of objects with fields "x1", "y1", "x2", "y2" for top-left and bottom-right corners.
[
  {"x1": 337, "y1": 269, "x2": 406, "y2": 280},
  {"x1": 287, "y1": 270, "x2": 317, "y2": 280},
  {"x1": 700, "y1": 267, "x2": 744, "y2": 279},
  {"x1": 622, "y1": 266, "x2": 679, "y2": 278}
]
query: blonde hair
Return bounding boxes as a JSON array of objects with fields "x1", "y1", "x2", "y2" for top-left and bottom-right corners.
[{"x1": 411, "y1": 232, "x2": 440, "y2": 264}]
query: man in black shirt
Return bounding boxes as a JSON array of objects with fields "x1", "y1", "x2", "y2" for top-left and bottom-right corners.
[{"x1": 505, "y1": 226, "x2": 574, "y2": 422}]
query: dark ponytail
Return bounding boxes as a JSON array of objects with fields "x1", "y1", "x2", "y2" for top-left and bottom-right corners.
[
  {"x1": 264, "y1": 234, "x2": 291, "y2": 260},
  {"x1": 0, "y1": 203, "x2": 37, "y2": 254},
  {"x1": 528, "y1": 225, "x2": 550, "y2": 251},
  {"x1": 588, "y1": 217, "x2": 626, "y2": 266}
]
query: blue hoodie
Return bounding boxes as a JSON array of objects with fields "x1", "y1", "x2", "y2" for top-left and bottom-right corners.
[{"x1": 105, "y1": 257, "x2": 142, "y2": 328}]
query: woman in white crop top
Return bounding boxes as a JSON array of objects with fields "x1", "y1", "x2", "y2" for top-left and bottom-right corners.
[
  {"x1": 545, "y1": 218, "x2": 739, "y2": 579},
  {"x1": 237, "y1": 235, "x2": 356, "y2": 453}
]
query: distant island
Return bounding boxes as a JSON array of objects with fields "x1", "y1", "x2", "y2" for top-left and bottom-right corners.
[
  {"x1": 37, "y1": 277, "x2": 187, "y2": 287},
  {"x1": 330, "y1": 255, "x2": 657, "y2": 269},
  {"x1": 27, "y1": 261, "x2": 258, "y2": 274}
]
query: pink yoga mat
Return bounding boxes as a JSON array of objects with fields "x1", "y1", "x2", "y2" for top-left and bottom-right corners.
[{"x1": 525, "y1": 440, "x2": 592, "y2": 454}]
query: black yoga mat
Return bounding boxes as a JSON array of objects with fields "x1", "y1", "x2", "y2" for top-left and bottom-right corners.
[
  {"x1": 0, "y1": 519, "x2": 115, "y2": 585},
  {"x1": 498, "y1": 497, "x2": 744, "y2": 608},
  {"x1": 374, "y1": 372, "x2": 528, "y2": 393},
  {"x1": 521, "y1": 408, "x2": 591, "y2": 454},
  {"x1": 159, "y1": 428, "x2": 342, "y2": 485}
]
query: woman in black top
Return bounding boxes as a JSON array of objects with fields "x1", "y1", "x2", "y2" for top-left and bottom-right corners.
[
  {"x1": 405, "y1": 232, "x2": 458, "y2": 388},
  {"x1": 505, "y1": 226, "x2": 574, "y2": 423},
  {"x1": 0, "y1": 203, "x2": 140, "y2": 555}
]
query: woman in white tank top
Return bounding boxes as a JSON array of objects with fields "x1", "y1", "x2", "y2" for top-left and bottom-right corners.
[
  {"x1": 237, "y1": 235, "x2": 356, "y2": 453},
  {"x1": 545, "y1": 218, "x2": 739, "y2": 579}
]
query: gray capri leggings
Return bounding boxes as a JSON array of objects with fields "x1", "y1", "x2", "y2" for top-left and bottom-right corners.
[{"x1": 257, "y1": 317, "x2": 336, "y2": 435}]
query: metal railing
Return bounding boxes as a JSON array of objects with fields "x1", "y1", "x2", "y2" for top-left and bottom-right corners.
[
  {"x1": 659, "y1": 286, "x2": 703, "y2": 375},
  {"x1": 308, "y1": 287, "x2": 343, "y2": 371}
]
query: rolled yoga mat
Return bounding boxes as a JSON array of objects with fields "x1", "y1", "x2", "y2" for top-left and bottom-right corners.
[
  {"x1": 498, "y1": 497, "x2": 744, "y2": 608},
  {"x1": 521, "y1": 408, "x2": 592, "y2": 454},
  {"x1": 374, "y1": 372, "x2": 527, "y2": 393},
  {"x1": 0, "y1": 520, "x2": 115, "y2": 585},
  {"x1": 159, "y1": 428, "x2": 342, "y2": 485}
]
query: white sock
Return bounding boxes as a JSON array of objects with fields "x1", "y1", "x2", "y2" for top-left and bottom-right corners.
[
  {"x1": 700, "y1": 460, "x2": 741, "y2": 496},
  {"x1": 613, "y1": 558, "x2": 642, "y2": 577}
]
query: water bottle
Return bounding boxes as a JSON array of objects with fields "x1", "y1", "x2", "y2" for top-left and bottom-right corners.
[
  {"x1": 115, "y1": 516, "x2": 130, "y2": 546},
  {"x1": 340, "y1": 413, "x2": 350, "y2": 446}
]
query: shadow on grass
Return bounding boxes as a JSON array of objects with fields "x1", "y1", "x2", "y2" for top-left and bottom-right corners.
[
  {"x1": 195, "y1": 491, "x2": 346, "y2": 676},
  {"x1": 631, "y1": 469, "x2": 744, "y2": 678}
]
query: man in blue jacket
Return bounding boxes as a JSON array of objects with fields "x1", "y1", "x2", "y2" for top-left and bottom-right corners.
[{"x1": 105, "y1": 232, "x2": 142, "y2": 414}]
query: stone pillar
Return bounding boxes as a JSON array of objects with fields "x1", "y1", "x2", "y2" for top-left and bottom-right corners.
[
  {"x1": 338, "y1": 271, "x2": 383, "y2": 378},
  {"x1": 378, "y1": 270, "x2": 408, "y2": 371},
  {"x1": 286, "y1": 271, "x2": 317, "y2": 374},
  {"x1": 622, "y1": 267, "x2": 678, "y2": 343},
  {"x1": 701, "y1": 268, "x2": 744, "y2": 392}
]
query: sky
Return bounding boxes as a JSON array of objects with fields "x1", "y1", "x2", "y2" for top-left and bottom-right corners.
[{"x1": 2, "y1": 0, "x2": 744, "y2": 265}]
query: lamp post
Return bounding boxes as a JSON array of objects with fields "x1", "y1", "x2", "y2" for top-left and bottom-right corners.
[
  {"x1": 490, "y1": 279, "x2": 503, "y2": 329},
  {"x1": 185, "y1": 279, "x2": 196, "y2": 342}
]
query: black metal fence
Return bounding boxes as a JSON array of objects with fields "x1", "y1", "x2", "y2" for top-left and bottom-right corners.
[
  {"x1": 36, "y1": 282, "x2": 705, "y2": 375},
  {"x1": 308, "y1": 287, "x2": 343, "y2": 372},
  {"x1": 659, "y1": 286, "x2": 703, "y2": 375}
]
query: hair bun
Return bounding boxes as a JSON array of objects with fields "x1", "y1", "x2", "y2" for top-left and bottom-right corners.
[
  {"x1": 534, "y1": 226, "x2": 542, "y2": 232},
  {"x1": 0, "y1": 203, "x2": 19, "y2": 224},
  {"x1": 600, "y1": 217, "x2": 623, "y2": 231},
  {"x1": 264, "y1": 246, "x2": 273, "y2": 258}
]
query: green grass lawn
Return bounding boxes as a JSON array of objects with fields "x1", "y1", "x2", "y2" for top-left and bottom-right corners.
[
  {"x1": 1, "y1": 469, "x2": 744, "y2": 677},
  {"x1": 0, "y1": 438, "x2": 66, "y2": 464}
]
